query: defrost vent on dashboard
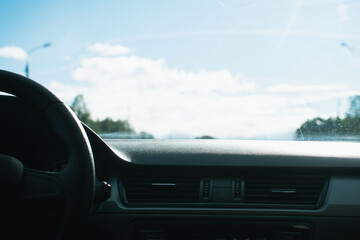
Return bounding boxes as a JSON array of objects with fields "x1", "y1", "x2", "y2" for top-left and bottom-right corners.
[{"x1": 120, "y1": 175, "x2": 327, "y2": 208}]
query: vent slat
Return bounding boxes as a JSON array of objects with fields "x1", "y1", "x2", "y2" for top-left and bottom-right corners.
[
  {"x1": 244, "y1": 176, "x2": 325, "y2": 206},
  {"x1": 123, "y1": 176, "x2": 201, "y2": 204},
  {"x1": 125, "y1": 188, "x2": 197, "y2": 191},
  {"x1": 126, "y1": 193, "x2": 198, "y2": 196},
  {"x1": 245, "y1": 189, "x2": 321, "y2": 192}
]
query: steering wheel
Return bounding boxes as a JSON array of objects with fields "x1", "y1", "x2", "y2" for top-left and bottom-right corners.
[{"x1": 0, "y1": 70, "x2": 95, "y2": 239}]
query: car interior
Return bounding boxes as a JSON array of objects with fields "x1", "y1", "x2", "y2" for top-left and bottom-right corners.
[{"x1": 2, "y1": 69, "x2": 360, "y2": 240}]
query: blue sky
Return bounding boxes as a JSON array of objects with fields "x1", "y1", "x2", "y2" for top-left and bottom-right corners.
[{"x1": 1, "y1": 0, "x2": 360, "y2": 139}]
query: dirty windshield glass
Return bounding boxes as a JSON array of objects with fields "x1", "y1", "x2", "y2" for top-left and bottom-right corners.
[{"x1": 1, "y1": 0, "x2": 360, "y2": 140}]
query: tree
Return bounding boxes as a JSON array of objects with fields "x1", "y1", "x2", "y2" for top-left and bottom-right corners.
[
  {"x1": 98, "y1": 118, "x2": 134, "y2": 133},
  {"x1": 295, "y1": 95, "x2": 360, "y2": 140},
  {"x1": 195, "y1": 135, "x2": 215, "y2": 139},
  {"x1": 70, "y1": 94, "x2": 138, "y2": 135},
  {"x1": 347, "y1": 95, "x2": 360, "y2": 118},
  {"x1": 70, "y1": 94, "x2": 91, "y2": 124},
  {"x1": 139, "y1": 131, "x2": 154, "y2": 139}
]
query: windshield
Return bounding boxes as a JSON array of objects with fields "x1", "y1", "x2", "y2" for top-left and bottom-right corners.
[{"x1": 1, "y1": 0, "x2": 360, "y2": 140}]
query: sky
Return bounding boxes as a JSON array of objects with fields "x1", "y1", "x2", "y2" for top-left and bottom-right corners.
[{"x1": 1, "y1": 0, "x2": 360, "y2": 139}]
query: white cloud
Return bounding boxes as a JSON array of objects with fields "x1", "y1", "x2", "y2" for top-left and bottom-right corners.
[
  {"x1": 49, "y1": 44, "x2": 353, "y2": 139},
  {"x1": 88, "y1": 43, "x2": 133, "y2": 56},
  {"x1": 266, "y1": 84, "x2": 346, "y2": 93},
  {"x1": 337, "y1": 5, "x2": 349, "y2": 24},
  {"x1": 0, "y1": 46, "x2": 27, "y2": 60}
]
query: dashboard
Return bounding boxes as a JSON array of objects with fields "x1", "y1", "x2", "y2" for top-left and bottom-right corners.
[
  {"x1": 86, "y1": 133, "x2": 360, "y2": 240},
  {"x1": 2, "y1": 95, "x2": 360, "y2": 240}
]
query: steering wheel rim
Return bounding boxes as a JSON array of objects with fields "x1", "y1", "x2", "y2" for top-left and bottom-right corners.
[{"x1": 0, "y1": 70, "x2": 95, "y2": 239}]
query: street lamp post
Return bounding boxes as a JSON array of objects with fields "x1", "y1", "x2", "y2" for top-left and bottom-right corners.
[
  {"x1": 25, "y1": 42, "x2": 52, "y2": 78},
  {"x1": 341, "y1": 42, "x2": 360, "y2": 57}
]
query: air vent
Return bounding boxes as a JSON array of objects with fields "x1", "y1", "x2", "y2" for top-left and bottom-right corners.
[
  {"x1": 244, "y1": 176, "x2": 326, "y2": 206},
  {"x1": 122, "y1": 176, "x2": 201, "y2": 204}
]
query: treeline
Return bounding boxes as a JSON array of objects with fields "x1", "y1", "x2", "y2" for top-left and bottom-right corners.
[
  {"x1": 296, "y1": 95, "x2": 360, "y2": 140},
  {"x1": 70, "y1": 94, "x2": 153, "y2": 138}
]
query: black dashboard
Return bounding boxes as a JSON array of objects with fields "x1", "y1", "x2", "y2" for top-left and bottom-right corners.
[
  {"x1": 85, "y1": 133, "x2": 360, "y2": 240},
  {"x1": 3, "y1": 95, "x2": 360, "y2": 240}
]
